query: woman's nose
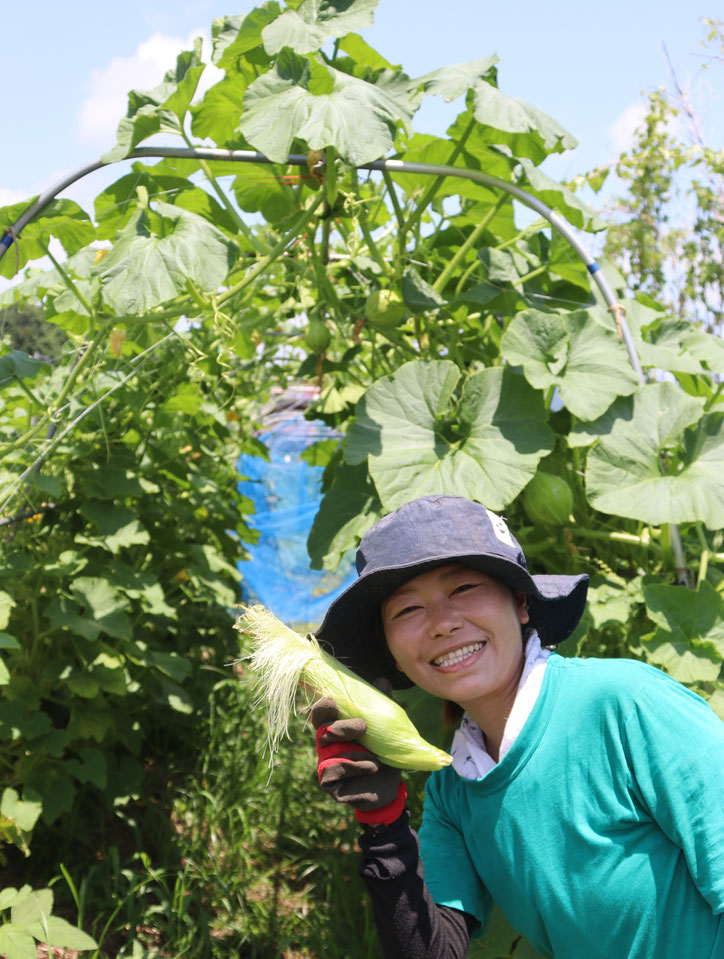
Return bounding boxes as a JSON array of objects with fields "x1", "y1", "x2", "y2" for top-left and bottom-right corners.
[{"x1": 429, "y1": 602, "x2": 463, "y2": 637}]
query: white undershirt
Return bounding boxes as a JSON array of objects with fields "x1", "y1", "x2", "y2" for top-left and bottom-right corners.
[{"x1": 450, "y1": 630, "x2": 550, "y2": 780}]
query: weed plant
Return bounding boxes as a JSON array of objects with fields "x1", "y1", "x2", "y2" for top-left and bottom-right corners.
[{"x1": 6, "y1": 664, "x2": 402, "y2": 957}]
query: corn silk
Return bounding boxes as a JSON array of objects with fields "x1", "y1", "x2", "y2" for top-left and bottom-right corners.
[{"x1": 236, "y1": 604, "x2": 452, "y2": 772}]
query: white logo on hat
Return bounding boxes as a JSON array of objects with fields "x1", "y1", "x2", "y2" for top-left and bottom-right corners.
[{"x1": 486, "y1": 508, "x2": 516, "y2": 548}]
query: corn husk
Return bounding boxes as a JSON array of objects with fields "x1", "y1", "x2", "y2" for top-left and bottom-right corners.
[{"x1": 236, "y1": 604, "x2": 452, "y2": 772}]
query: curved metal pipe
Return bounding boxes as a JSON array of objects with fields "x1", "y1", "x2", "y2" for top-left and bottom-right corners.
[
  {"x1": 2, "y1": 145, "x2": 688, "y2": 578},
  {"x1": 1, "y1": 147, "x2": 642, "y2": 376}
]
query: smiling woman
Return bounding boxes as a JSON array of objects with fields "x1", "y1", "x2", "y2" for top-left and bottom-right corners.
[
  {"x1": 381, "y1": 565, "x2": 529, "y2": 757},
  {"x1": 310, "y1": 494, "x2": 724, "y2": 959}
]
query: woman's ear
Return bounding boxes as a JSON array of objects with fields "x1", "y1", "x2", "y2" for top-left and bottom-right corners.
[{"x1": 516, "y1": 591, "x2": 530, "y2": 625}]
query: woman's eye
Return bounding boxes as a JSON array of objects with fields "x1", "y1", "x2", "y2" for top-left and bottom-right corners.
[
  {"x1": 393, "y1": 604, "x2": 420, "y2": 618},
  {"x1": 453, "y1": 583, "x2": 476, "y2": 595}
]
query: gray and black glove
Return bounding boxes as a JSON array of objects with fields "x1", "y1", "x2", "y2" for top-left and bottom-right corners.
[{"x1": 312, "y1": 694, "x2": 406, "y2": 824}]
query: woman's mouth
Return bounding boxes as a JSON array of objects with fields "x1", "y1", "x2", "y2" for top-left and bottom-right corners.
[{"x1": 431, "y1": 641, "x2": 486, "y2": 669}]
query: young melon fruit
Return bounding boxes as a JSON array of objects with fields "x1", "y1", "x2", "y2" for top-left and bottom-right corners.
[
  {"x1": 304, "y1": 318, "x2": 331, "y2": 354},
  {"x1": 522, "y1": 472, "x2": 574, "y2": 526},
  {"x1": 365, "y1": 289, "x2": 407, "y2": 330}
]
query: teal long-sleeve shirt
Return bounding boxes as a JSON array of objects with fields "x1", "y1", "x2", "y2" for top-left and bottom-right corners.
[{"x1": 418, "y1": 655, "x2": 724, "y2": 958}]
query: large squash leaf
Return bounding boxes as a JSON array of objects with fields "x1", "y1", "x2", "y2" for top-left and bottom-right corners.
[
  {"x1": 345, "y1": 360, "x2": 553, "y2": 510},
  {"x1": 585, "y1": 382, "x2": 724, "y2": 529}
]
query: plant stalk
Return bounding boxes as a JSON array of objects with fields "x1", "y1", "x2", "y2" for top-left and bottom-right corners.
[
  {"x1": 432, "y1": 195, "x2": 506, "y2": 293},
  {"x1": 217, "y1": 193, "x2": 325, "y2": 306}
]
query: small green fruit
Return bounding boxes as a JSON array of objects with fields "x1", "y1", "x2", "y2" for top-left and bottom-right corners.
[
  {"x1": 365, "y1": 289, "x2": 407, "y2": 330},
  {"x1": 304, "y1": 318, "x2": 331, "y2": 354},
  {"x1": 522, "y1": 472, "x2": 574, "y2": 526}
]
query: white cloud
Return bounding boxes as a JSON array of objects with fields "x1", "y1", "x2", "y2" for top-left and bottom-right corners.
[
  {"x1": 77, "y1": 30, "x2": 222, "y2": 149},
  {"x1": 0, "y1": 188, "x2": 30, "y2": 208},
  {"x1": 606, "y1": 100, "x2": 648, "y2": 158}
]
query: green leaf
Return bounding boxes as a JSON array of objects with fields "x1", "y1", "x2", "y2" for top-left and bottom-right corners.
[
  {"x1": 0, "y1": 591, "x2": 16, "y2": 631},
  {"x1": 23, "y1": 769, "x2": 75, "y2": 825},
  {"x1": 624, "y1": 302, "x2": 705, "y2": 375},
  {"x1": 414, "y1": 57, "x2": 499, "y2": 103},
  {"x1": 67, "y1": 705, "x2": 115, "y2": 743},
  {"x1": 69, "y1": 578, "x2": 131, "y2": 640},
  {"x1": 0, "y1": 199, "x2": 95, "y2": 278},
  {"x1": 308, "y1": 462, "x2": 381, "y2": 570},
  {"x1": 65, "y1": 673, "x2": 100, "y2": 699},
  {"x1": 191, "y1": 62, "x2": 259, "y2": 146},
  {"x1": 160, "y1": 679, "x2": 194, "y2": 714},
  {"x1": 501, "y1": 308, "x2": 640, "y2": 420},
  {"x1": 402, "y1": 267, "x2": 447, "y2": 313},
  {"x1": 468, "y1": 82, "x2": 577, "y2": 165},
  {"x1": 586, "y1": 577, "x2": 635, "y2": 631},
  {"x1": 43, "y1": 597, "x2": 100, "y2": 642},
  {"x1": 103, "y1": 40, "x2": 206, "y2": 162},
  {"x1": 517, "y1": 160, "x2": 605, "y2": 232},
  {"x1": 94, "y1": 168, "x2": 192, "y2": 241},
  {"x1": 151, "y1": 651, "x2": 191, "y2": 683},
  {"x1": 346, "y1": 360, "x2": 553, "y2": 511},
  {"x1": 0, "y1": 887, "x2": 32, "y2": 911},
  {"x1": 1, "y1": 788, "x2": 42, "y2": 833},
  {"x1": 586, "y1": 383, "x2": 724, "y2": 528},
  {"x1": 239, "y1": 50, "x2": 418, "y2": 165},
  {"x1": 77, "y1": 503, "x2": 150, "y2": 554},
  {"x1": 212, "y1": 5, "x2": 282, "y2": 66},
  {"x1": 261, "y1": 0, "x2": 378, "y2": 55},
  {"x1": 393, "y1": 131, "x2": 514, "y2": 214},
  {"x1": 78, "y1": 460, "x2": 146, "y2": 499},
  {"x1": 162, "y1": 382, "x2": 202, "y2": 415},
  {"x1": 0, "y1": 924, "x2": 36, "y2": 959},
  {"x1": 66, "y1": 747, "x2": 108, "y2": 789},
  {"x1": 337, "y1": 32, "x2": 398, "y2": 72},
  {"x1": 26, "y1": 915, "x2": 97, "y2": 951},
  {"x1": 0, "y1": 633, "x2": 19, "y2": 650},
  {"x1": 11, "y1": 888, "x2": 53, "y2": 926},
  {"x1": 97, "y1": 202, "x2": 236, "y2": 315},
  {"x1": 0, "y1": 350, "x2": 48, "y2": 386},
  {"x1": 232, "y1": 163, "x2": 297, "y2": 222},
  {"x1": 644, "y1": 580, "x2": 724, "y2": 655},
  {"x1": 708, "y1": 689, "x2": 724, "y2": 721}
]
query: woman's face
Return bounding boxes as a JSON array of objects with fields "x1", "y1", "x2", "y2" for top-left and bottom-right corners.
[{"x1": 381, "y1": 564, "x2": 529, "y2": 712}]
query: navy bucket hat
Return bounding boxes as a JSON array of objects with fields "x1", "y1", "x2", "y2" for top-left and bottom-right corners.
[{"x1": 315, "y1": 495, "x2": 589, "y2": 689}]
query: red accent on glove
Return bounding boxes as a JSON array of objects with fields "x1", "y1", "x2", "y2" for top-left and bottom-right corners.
[
  {"x1": 315, "y1": 723, "x2": 369, "y2": 780},
  {"x1": 317, "y1": 743, "x2": 370, "y2": 780},
  {"x1": 354, "y1": 781, "x2": 407, "y2": 826}
]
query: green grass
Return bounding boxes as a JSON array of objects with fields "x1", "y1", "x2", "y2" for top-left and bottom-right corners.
[
  {"x1": 2, "y1": 659, "x2": 546, "y2": 958},
  {"x1": 6, "y1": 668, "x2": 382, "y2": 958}
]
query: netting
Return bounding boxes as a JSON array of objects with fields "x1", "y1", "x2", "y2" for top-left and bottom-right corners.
[{"x1": 237, "y1": 399, "x2": 355, "y2": 630}]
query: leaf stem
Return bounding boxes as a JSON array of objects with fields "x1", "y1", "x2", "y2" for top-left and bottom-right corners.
[
  {"x1": 454, "y1": 257, "x2": 482, "y2": 295},
  {"x1": 432, "y1": 196, "x2": 506, "y2": 293},
  {"x1": 697, "y1": 550, "x2": 711, "y2": 588},
  {"x1": 183, "y1": 134, "x2": 269, "y2": 255},
  {"x1": 402, "y1": 113, "x2": 476, "y2": 242},
  {"x1": 357, "y1": 207, "x2": 389, "y2": 276},
  {"x1": 217, "y1": 193, "x2": 326, "y2": 306},
  {"x1": 512, "y1": 264, "x2": 547, "y2": 287},
  {"x1": 382, "y1": 170, "x2": 405, "y2": 230},
  {"x1": 40, "y1": 243, "x2": 96, "y2": 318},
  {"x1": 16, "y1": 377, "x2": 45, "y2": 411},
  {"x1": 571, "y1": 527, "x2": 660, "y2": 551}
]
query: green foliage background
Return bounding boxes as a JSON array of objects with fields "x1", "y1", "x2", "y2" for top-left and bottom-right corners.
[{"x1": 0, "y1": 2, "x2": 722, "y2": 956}]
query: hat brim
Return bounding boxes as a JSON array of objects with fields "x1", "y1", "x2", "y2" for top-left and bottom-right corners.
[{"x1": 315, "y1": 554, "x2": 588, "y2": 689}]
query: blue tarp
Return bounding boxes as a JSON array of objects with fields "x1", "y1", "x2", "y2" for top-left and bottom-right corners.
[{"x1": 237, "y1": 413, "x2": 356, "y2": 629}]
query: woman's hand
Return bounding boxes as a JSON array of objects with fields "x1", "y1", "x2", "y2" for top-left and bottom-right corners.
[{"x1": 311, "y1": 696, "x2": 406, "y2": 824}]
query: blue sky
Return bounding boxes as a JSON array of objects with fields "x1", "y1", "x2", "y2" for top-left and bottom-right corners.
[{"x1": 1, "y1": 0, "x2": 721, "y2": 218}]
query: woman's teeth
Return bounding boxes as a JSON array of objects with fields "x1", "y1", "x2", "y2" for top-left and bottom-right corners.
[{"x1": 432, "y1": 642, "x2": 485, "y2": 668}]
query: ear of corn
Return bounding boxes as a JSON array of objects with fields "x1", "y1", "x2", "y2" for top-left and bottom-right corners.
[{"x1": 236, "y1": 604, "x2": 452, "y2": 772}]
